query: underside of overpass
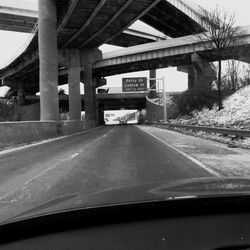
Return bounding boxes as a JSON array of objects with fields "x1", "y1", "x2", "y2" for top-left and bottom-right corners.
[
  {"x1": 25, "y1": 93, "x2": 147, "y2": 111},
  {"x1": 0, "y1": 0, "x2": 208, "y2": 128},
  {"x1": 21, "y1": 93, "x2": 147, "y2": 125}
]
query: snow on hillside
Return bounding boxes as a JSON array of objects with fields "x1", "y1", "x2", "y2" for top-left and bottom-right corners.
[{"x1": 172, "y1": 85, "x2": 250, "y2": 129}]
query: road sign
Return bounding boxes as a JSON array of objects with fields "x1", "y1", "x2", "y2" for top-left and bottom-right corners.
[{"x1": 122, "y1": 77, "x2": 147, "y2": 92}]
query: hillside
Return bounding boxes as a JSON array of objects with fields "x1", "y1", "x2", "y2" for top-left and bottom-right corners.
[{"x1": 172, "y1": 85, "x2": 250, "y2": 129}]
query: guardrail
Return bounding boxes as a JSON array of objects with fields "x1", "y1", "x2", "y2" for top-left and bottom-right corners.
[{"x1": 153, "y1": 122, "x2": 250, "y2": 138}]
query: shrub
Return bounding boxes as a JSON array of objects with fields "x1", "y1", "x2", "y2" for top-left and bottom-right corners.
[{"x1": 174, "y1": 88, "x2": 218, "y2": 115}]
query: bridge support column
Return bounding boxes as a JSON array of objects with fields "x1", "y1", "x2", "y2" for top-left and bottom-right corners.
[
  {"x1": 177, "y1": 65, "x2": 197, "y2": 90},
  {"x1": 178, "y1": 55, "x2": 216, "y2": 91},
  {"x1": 81, "y1": 49, "x2": 102, "y2": 129},
  {"x1": 68, "y1": 49, "x2": 81, "y2": 120},
  {"x1": 17, "y1": 82, "x2": 25, "y2": 106},
  {"x1": 149, "y1": 69, "x2": 157, "y2": 98},
  {"x1": 84, "y1": 65, "x2": 97, "y2": 129},
  {"x1": 97, "y1": 102, "x2": 105, "y2": 126},
  {"x1": 191, "y1": 53, "x2": 217, "y2": 90},
  {"x1": 38, "y1": 0, "x2": 59, "y2": 121},
  {"x1": 188, "y1": 66, "x2": 198, "y2": 90}
]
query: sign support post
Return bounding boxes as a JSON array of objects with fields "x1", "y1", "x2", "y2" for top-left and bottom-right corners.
[
  {"x1": 162, "y1": 77, "x2": 167, "y2": 123},
  {"x1": 147, "y1": 77, "x2": 167, "y2": 123}
]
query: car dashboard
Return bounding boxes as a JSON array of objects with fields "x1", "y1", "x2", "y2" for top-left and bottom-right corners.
[{"x1": 0, "y1": 195, "x2": 250, "y2": 250}]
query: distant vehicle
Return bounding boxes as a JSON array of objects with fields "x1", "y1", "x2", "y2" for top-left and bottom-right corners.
[
  {"x1": 119, "y1": 118, "x2": 127, "y2": 125},
  {"x1": 119, "y1": 120, "x2": 127, "y2": 125},
  {"x1": 97, "y1": 88, "x2": 109, "y2": 94}
]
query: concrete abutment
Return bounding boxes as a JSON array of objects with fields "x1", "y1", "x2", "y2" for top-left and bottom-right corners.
[{"x1": 177, "y1": 53, "x2": 217, "y2": 91}]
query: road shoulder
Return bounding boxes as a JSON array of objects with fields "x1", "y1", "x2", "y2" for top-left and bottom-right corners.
[{"x1": 137, "y1": 125, "x2": 250, "y2": 177}]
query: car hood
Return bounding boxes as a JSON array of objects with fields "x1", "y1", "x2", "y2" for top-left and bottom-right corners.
[{"x1": 5, "y1": 177, "x2": 250, "y2": 223}]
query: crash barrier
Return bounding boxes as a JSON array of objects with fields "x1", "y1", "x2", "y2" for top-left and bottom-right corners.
[
  {"x1": 0, "y1": 120, "x2": 85, "y2": 150},
  {"x1": 153, "y1": 122, "x2": 250, "y2": 138}
]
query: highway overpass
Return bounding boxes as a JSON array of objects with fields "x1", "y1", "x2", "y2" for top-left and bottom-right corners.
[
  {"x1": 0, "y1": 0, "x2": 207, "y2": 128},
  {"x1": 5, "y1": 26, "x2": 249, "y2": 93},
  {"x1": 0, "y1": 1, "x2": 204, "y2": 36},
  {"x1": 26, "y1": 92, "x2": 148, "y2": 111}
]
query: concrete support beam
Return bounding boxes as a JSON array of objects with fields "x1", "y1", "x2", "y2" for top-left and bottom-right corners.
[
  {"x1": 81, "y1": 49, "x2": 103, "y2": 129},
  {"x1": 84, "y1": 64, "x2": 97, "y2": 129},
  {"x1": 149, "y1": 69, "x2": 157, "y2": 99},
  {"x1": 97, "y1": 102, "x2": 105, "y2": 126},
  {"x1": 38, "y1": 0, "x2": 59, "y2": 121},
  {"x1": 191, "y1": 53, "x2": 217, "y2": 86},
  {"x1": 17, "y1": 82, "x2": 26, "y2": 106},
  {"x1": 177, "y1": 65, "x2": 197, "y2": 90},
  {"x1": 68, "y1": 49, "x2": 81, "y2": 121},
  {"x1": 178, "y1": 53, "x2": 217, "y2": 91}
]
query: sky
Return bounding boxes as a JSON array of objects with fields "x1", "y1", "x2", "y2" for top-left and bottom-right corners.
[{"x1": 0, "y1": 0, "x2": 249, "y2": 96}]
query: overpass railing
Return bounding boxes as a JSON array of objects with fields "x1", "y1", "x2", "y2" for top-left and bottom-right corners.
[{"x1": 153, "y1": 122, "x2": 250, "y2": 138}]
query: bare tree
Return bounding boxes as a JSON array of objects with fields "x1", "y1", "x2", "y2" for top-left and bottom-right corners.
[
  {"x1": 226, "y1": 60, "x2": 241, "y2": 92},
  {"x1": 241, "y1": 64, "x2": 250, "y2": 87},
  {"x1": 197, "y1": 6, "x2": 241, "y2": 110}
]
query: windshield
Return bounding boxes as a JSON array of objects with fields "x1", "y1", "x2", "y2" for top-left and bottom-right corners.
[{"x1": 0, "y1": 0, "x2": 250, "y2": 224}]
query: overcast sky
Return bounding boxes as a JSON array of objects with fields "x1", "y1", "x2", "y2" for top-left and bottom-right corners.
[{"x1": 0, "y1": 0, "x2": 249, "y2": 96}]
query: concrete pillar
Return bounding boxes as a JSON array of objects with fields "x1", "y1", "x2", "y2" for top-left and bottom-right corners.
[
  {"x1": 187, "y1": 66, "x2": 198, "y2": 90},
  {"x1": 84, "y1": 64, "x2": 97, "y2": 129},
  {"x1": 68, "y1": 49, "x2": 81, "y2": 120},
  {"x1": 17, "y1": 82, "x2": 25, "y2": 106},
  {"x1": 97, "y1": 102, "x2": 105, "y2": 125},
  {"x1": 188, "y1": 65, "x2": 212, "y2": 91},
  {"x1": 191, "y1": 53, "x2": 217, "y2": 90},
  {"x1": 38, "y1": 0, "x2": 59, "y2": 121},
  {"x1": 80, "y1": 49, "x2": 102, "y2": 129},
  {"x1": 149, "y1": 69, "x2": 157, "y2": 98},
  {"x1": 177, "y1": 65, "x2": 197, "y2": 90}
]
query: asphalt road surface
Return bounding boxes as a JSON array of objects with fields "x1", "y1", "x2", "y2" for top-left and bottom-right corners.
[{"x1": 0, "y1": 125, "x2": 249, "y2": 222}]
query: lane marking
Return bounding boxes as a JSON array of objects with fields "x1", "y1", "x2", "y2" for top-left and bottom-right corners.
[
  {"x1": 0, "y1": 160, "x2": 64, "y2": 201},
  {"x1": 0, "y1": 128, "x2": 110, "y2": 201},
  {"x1": 71, "y1": 153, "x2": 79, "y2": 159},
  {"x1": 138, "y1": 127, "x2": 221, "y2": 177}
]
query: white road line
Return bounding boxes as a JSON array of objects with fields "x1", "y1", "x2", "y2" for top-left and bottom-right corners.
[
  {"x1": 71, "y1": 153, "x2": 79, "y2": 159},
  {"x1": 138, "y1": 127, "x2": 221, "y2": 177},
  {"x1": 0, "y1": 160, "x2": 64, "y2": 201},
  {"x1": 0, "y1": 128, "x2": 109, "y2": 201}
]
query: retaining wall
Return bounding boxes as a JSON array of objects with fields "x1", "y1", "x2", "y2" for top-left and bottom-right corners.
[
  {"x1": 57, "y1": 120, "x2": 85, "y2": 135},
  {"x1": 19, "y1": 103, "x2": 40, "y2": 121},
  {"x1": 145, "y1": 97, "x2": 179, "y2": 123},
  {"x1": 0, "y1": 120, "x2": 86, "y2": 150}
]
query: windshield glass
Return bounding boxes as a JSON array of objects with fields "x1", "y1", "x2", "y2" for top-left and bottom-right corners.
[{"x1": 0, "y1": 0, "x2": 250, "y2": 223}]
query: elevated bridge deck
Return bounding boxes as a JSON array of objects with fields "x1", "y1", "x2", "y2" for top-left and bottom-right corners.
[
  {"x1": 0, "y1": 0, "x2": 205, "y2": 92},
  {"x1": 2, "y1": 25, "x2": 250, "y2": 92},
  {"x1": 26, "y1": 92, "x2": 148, "y2": 110}
]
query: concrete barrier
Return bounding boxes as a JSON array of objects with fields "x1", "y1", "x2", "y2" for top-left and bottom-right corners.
[
  {"x1": 0, "y1": 120, "x2": 86, "y2": 150},
  {"x1": 57, "y1": 120, "x2": 85, "y2": 135},
  {"x1": 146, "y1": 97, "x2": 164, "y2": 122}
]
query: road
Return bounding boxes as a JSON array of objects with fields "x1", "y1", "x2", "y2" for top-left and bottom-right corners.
[{"x1": 0, "y1": 125, "x2": 249, "y2": 222}]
